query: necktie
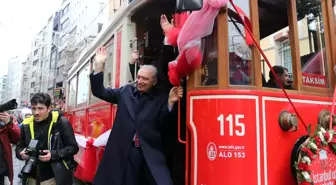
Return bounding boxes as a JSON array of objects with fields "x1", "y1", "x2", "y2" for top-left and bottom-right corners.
[{"x1": 134, "y1": 132, "x2": 140, "y2": 147}]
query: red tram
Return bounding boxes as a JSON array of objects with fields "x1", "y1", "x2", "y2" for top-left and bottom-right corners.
[{"x1": 64, "y1": 0, "x2": 336, "y2": 184}]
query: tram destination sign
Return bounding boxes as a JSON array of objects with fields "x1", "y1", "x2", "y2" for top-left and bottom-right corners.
[{"x1": 302, "y1": 73, "x2": 327, "y2": 88}]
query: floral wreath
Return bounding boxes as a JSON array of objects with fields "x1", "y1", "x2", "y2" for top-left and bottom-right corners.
[{"x1": 294, "y1": 125, "x2": 336, "y2": 185}]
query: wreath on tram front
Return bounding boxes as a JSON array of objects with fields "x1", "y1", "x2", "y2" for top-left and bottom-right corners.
[{"x1": 294, "y1": 125, "x2": 336, "y2": 185}]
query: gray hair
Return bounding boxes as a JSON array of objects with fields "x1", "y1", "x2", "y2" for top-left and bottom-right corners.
[{"x1": 139, "y1": 65, "x2": 158, "y2": 81}]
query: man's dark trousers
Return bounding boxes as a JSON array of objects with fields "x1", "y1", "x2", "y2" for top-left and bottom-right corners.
[
  {"x1": 0, "y1": 176, "x2": 4, "y2": 185},
  {"x1": 122, "y1": 144, "x2": 157, "y2": 185}
]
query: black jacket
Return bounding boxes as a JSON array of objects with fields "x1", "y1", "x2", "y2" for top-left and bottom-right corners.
[
  {"x1": 15, "y1": 111, "x2": 79, "y2": 185},
  {"x1": 90, "y1": 72, "x2": 173, "y2": 185}
]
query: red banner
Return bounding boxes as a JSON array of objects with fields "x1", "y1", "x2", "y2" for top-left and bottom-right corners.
[{"x1": 302, "y1": 73, "x2": 327, "y2": 88}]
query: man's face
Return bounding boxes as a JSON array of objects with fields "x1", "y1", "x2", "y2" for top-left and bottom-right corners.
[
  {"x1": 136, "y1": 68, "x2": 156, "y2": 92},
  {"x1": 31, "y1": 103, "x2": 50, "y2": 122},
  {"x1": 278, "y1": 70, "x2": 290, "y2": 86}
]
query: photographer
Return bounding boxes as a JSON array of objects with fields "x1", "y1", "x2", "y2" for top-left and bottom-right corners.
[
  {"x1": 16, "y1": 93, "x2": 78, "y2": 185},
  {"x1": 0, "y1": 112, "x2": 20, "y2": 185}
]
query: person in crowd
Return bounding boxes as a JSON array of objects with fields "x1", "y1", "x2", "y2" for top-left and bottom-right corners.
[
  {"x1": 90, "y1": 45, "x2": 183, "y2": 185},
  {"x1": 16, "y1": 93, "x2": 78, "y2": 185},
  {"x1": 0, "y1": 112, "x2": 20, "y2": 185},
  {"x1": 264, "y1": 65, "x2": 293, "y2": 89}
]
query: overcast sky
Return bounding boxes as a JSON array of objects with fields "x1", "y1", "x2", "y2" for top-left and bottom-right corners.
[{"x1": 0, "y1": 0, "x2": 61, "y2": 75}]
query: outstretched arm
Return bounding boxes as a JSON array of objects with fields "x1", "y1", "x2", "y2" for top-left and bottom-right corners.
[
  {"x1": 90, "y1": 72, "x2": 121, "y2": 104},
  {"x1": 159, "y1": 87, "x2": 183, "y2": 127},
  {"x1": 129, "y1": 50, "x2": 140, "y2": 81},
  {"x1": 90, "y1": 47, "x2": 122, "y2": 104}
]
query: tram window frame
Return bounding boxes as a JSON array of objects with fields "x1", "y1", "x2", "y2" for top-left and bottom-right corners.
[
  {"x1": 226, "y1": 0, "x2": 261, "y2": 89},
  {"x1": 189, "y1": 16, "x2": 220, "y2": 91},
  {"x1": 188, "y1": 1, "x2": 261, "y2": 90},
  {"x1": 194, "y1": 18, "x2": 219, "y2": 88},
  {"x1": 227, "y1": 0, "x2": 255, "y2": 87},
  {"x1": 287, "y1": 0, "x2": 336, "y2": 94},
  {"x1": 185, "y1": 0, "x2": 336, "y2": 93}
]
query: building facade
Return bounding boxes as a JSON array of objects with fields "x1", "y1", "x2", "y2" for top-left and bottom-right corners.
[
  {"x1": 0, "y1": 75, "x2": 8, "y2": 104},
  {"x1": 6, "y1": 57, "x2": 22, "y2": 107},
  {"x1": 51, "y1": 0, "x2": 107, "y2": 102},
  {"x1": 20, "y1": 14, "x2": 56, "y2": 107}
]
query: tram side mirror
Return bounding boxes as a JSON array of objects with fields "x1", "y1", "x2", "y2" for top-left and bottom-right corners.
[{"x1": 176, "y1": 0, "x2": 203, "y2": 12}]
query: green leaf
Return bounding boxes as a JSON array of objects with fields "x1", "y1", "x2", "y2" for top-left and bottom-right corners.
[
  {"x1": 332, "y1": 144, "x2": 336, "y2": 153},
  {"x1": 313, "y1": 126, "x2": 318, "y2": 136},
  {"x1": 294, "y1": 161, "x2": 299, "y2": 170},
  {"x1": 308, "y1": 124, "x2": 312, "y2": 135}
]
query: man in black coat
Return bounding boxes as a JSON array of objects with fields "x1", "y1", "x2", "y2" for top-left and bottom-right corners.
[
  {"x1": 16, "y1": 93, "x2": 78, "y2": 185},
  {"x1": 90, "y1": 47, "x2": 183, "y2": 185}
]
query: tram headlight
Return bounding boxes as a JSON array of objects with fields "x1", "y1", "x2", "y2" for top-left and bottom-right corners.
[
  {"x1": 318, "y1": 110, "x2": 336, "y2": 129},
  {"x1": 278, "y1": 111, "x2": 298, "y2": 132}
]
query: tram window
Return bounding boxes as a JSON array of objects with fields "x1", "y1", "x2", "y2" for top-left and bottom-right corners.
[
  {"x1": 200, "y1": 20, "x2": 218, "y2": 86},
  {"x1": 90, "y1": 56, "x2": 103, "y2": 105},
  {"x1": 104, "y1": 38, "x2": 114, "y2": 87},
  {"x1": 228, "y1": 2, "x2": 253, "y2": 85},
  {"x1": 76, "y1": 64, "x2": 90, "y2": 105},
  {"x1": 259, "y1": 1, "x2": 294, "y2": 88},
  {"x1": 68, "y1": 76, "x2": 77, "y2": 109},
  {"x1": 297, "y1": 1, "x2": 329, "y2": 88}
]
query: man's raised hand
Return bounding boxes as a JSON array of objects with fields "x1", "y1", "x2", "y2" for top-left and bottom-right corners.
[
  {"x1": 130, "y1": 50, "x2": 139, "y2": 64},
  {"x1": 94, "y1": 47, "x2": 108, "y2": 73},
  {"x1": 168, "y1": 87, "x2": 183, "y2": 109},
  {"x1": 160, "y1": 14, "x2": 174, "y2": 35}
]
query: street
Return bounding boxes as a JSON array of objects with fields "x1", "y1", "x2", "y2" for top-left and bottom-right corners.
[{"x1": 4, "y1": 145, "x2": 84, "y2": 185}]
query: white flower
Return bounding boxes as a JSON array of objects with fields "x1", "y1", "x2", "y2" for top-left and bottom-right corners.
[
  {"x1": 328, "y1": 133, "x2": 333, "y2": 143},
  {"x1": 318, "y1": 131, "x2": 325, "y2": 142},
  {"x1": 301, "y1": 171, "x2": 311, "y2": 180},
  {"x1": 328, "y1": 129, "x2": 334, "y2": 135},
  {"x1": 309, "y1": 142, "x2": 318, "y2": 150},
  {"x1": 320, "y1": 127, "x2": 326, "y2": 134},
  {"x1": 302, "y1": 156, "x2": 312, "y2": 165}
]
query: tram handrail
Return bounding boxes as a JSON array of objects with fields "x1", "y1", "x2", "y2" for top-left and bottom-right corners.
[
  {"x1": 178, "y1": 99, "x2": 187, "y2": 144},
  {"x1": 228, "y1": 0, "x2": 309, "y2": 132},
  {"x1": 330, "y1": 86, "x2": 336, "y2": 130}
]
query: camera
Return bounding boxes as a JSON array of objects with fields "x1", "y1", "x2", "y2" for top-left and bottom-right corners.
[
  {"x1": 20, "y1": 139, "x2": 46, "y2": 177},
  {"x1": 0, "y1": 99, "x2": 18, "y2": 112},
  {"x1": 0, "y1": 99, "x2": 18, "y2": 128}
]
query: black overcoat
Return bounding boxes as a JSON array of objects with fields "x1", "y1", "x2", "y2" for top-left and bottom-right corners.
[{"x1": 90, "y1": 72, "x2": 173, "y2": 185}]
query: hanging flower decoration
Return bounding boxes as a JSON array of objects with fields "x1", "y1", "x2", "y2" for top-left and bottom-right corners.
[{"x1": 294, "y1": 125, "x2": 336, "y2": 185}]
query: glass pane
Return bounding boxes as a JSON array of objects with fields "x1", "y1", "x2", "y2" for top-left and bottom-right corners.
[
  {"x1": 76, "y1": 64, "x2": 90, "y2": 105},
  {"x1": 200, "y1": 20, "x2": 218, "y2": 86},
  {"x1": 68, "y1": 76, "x2": 77, "y2": 109},
  {"x1": 104, "y1": 37, "x2": 114, "y2": 87},
  {"x1": 228, "y1": 1, "x2": 253, "y2": 85},
  {"x1": 297, "y1": 0, "x2": 329, "y2": 88},
  {"x1": 90, "y1": 57, "x2": 102, "y2": 105}
]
